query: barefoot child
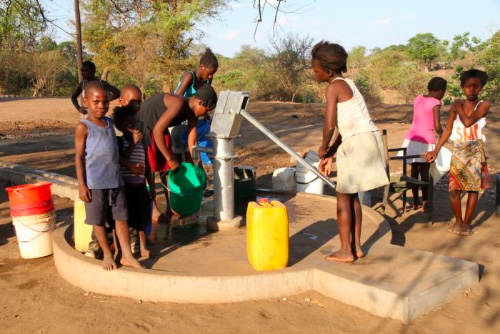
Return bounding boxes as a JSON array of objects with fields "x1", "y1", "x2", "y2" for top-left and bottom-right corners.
[
  {"x1": 71, "y1": 61, "x2": 120, "y2": 115},
  {"x1": 401, "y1": 77, "x2": 446, "y2": 211},
  {"x1": 113, "y1": 105, "x2": 155, "y2": 258},
  {"x1": 312, "y1": 41, "x2": 389, "y2": 263},
  {"x1": 75, "y1": 81, "x2": 142, "y2": 270},
  {"x1": 118, "y1": 85, "x2": 161, "y2": 240},
  {"x1": 425, "y1": 69, "x2": 491, "y2": 236},
  {"x1": 138, "y1": 83, "x2": 217, "y2": 240}
]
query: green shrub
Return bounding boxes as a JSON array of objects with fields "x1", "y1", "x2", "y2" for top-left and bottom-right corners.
[{"x1": 354, "y1": 70, "x2": 381, "y2": 104}]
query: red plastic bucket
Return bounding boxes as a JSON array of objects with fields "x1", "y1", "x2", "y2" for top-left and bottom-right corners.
[{"x1": 5, "y1": 182, "x2": 54, "y2": 217}]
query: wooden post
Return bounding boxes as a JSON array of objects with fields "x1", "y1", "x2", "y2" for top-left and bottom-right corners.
[{"x1": 74, "y1": 0, "x2": 83, "y2": 82}]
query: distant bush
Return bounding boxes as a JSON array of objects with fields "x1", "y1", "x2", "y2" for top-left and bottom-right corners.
[
  {"x1": 354, "y1": 70, "x2": 381, "y2": 104},
  {"x1": 396, "y1": 63, "x2": 431, "y2": 103},
  {"x1": 215, "y1": 70, "x2": 245, "y2": 91}
]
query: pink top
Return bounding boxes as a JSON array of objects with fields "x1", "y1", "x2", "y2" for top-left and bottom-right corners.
[{"x1": 404, "y1": 94, "x2": 441, "y2": 144}]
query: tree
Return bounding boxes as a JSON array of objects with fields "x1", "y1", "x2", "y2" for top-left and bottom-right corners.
[
  {"x1": 406, "y1": 33, "x2": 443, "y2": 69},
  {"x1": 348, "y1": 46, "x2": 366, "y2": 70},
  {"x1": 477, "y1": 30, "x2": 500, "y2": 102},
  {"x1": 38, "y1": 36, "x2": 57, "y2": 51},
  {"x1": 396, "y1": 63, "x2": 430, "y2": 103},
  {"x1": 365, "y1": 48, "x2": 409, "y2": 90},
  {"x1": 235, "y1": 45, "x2": 266, "y2": 64},
  {"x1": 0, "y1": 0, "x2": 47, "y2": 51},
  {"x1": 31, "y1": 48, "x2": 70, "y2": 96},
  {"x1": 269, "y1": 34, "x2": 313, "y2": 101},
  {"x1": 81, "y1": 0, "x2": 226, "y2": 94},
  {"x1": 449, "y1": 32, "x2": 482, "y2": 61}
]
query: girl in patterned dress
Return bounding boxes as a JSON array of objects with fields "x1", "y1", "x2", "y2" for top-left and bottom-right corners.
[{"x1": 425, "y1": 69, "x2": 491, "y2": 236}]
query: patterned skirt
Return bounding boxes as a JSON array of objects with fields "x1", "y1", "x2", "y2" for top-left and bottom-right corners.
[{"x1": 449, "y1": 140, "x2": 490, "y2": 192}]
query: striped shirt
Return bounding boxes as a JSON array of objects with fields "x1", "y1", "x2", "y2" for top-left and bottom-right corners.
[{"x1": 119, "y1": 138, "x2": 146, "y2": 184}]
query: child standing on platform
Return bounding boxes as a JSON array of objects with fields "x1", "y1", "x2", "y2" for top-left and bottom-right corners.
[
  {"x1": 312, "y1": 41, "x2": 389, "y2": 263},
  {"x1": 71, "y1": 61, "x2": 120, "y2": 115},
  {"x1": 425, "y1": 69, "x2": 491, "y2": 236},
  {"x1": 114, "y1": 105, "x2": 155, "y2": 257},
  {"x1": 401, "y1": 77, "x2": 447, "y2": 211},
  {"x1": 119, "y1": 85, "x2": 165, "y2": 241},
  {"x1": 75, "y1": 81, "x2": 142, "y2": 270}
]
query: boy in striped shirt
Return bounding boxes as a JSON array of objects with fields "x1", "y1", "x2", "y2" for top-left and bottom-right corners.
[{"x1": 113, "y1": 105, "x2": 155, "y2": 258}]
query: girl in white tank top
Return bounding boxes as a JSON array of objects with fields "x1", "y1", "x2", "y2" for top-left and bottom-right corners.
[{"x1": 311, "y1": 41, "x2": 388, "y2": 263}]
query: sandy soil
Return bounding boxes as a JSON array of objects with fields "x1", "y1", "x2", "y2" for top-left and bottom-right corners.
[{"x1": 0, "y1": 98, "x2": 499, "y2": 333}]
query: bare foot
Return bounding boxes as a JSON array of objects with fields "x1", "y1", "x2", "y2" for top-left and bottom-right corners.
[
  {"x1": 120, "y1": 256, "x2": 144, "y2": 269},
  {"x1": 325, "y1": 249, "x2": 355, "y2": 263},
  {"x1": 152, "y1": 203, "x2": 161, "y2": 224},
  {"x1": 140, "y1": 248, "x2": 154, "y2": 258},
  {"x1": 102, "y1": 255, "x2": 117, "y2": 271},
  {"x1": 355, "y1": 245, "x2": 364, "y2": 258},
  {"x1": 447, "y1": 222, "x2": 459, "y2": 234},
  {"x1": 453, "y1": 224, "x2": 473, "y2": 236}
]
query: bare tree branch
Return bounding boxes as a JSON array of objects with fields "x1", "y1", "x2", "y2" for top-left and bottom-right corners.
[
  {"x1": 253, "y1": 1, "x2": 315, "y2": 40},
  {"x1": 272, "y1": 0, "x2": 281, "y2": 36}
]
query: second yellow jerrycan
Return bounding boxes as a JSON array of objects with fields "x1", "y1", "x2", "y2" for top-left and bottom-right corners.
[
  {"x1": 246, "y1": 200, "x2": 289, "y2": 271},
  {"x1": 74, "y1": 198, "x2": 93, "y2": 253}
]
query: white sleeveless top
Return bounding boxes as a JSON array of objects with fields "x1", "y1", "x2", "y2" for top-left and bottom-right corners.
[
  {"x1": 449, "y1": 101, "x2": 486, "y2": 143},
  {"x1": 333, "y1": 78, "x2": 378, "y2": 139}
]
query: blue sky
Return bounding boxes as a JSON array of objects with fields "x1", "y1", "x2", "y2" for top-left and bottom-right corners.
[{"x1": 46, "y1": 0, "x2": 500, "y2": 57}]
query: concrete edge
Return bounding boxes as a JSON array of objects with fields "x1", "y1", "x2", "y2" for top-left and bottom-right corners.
[
  {"x1": 53, "y1": 224, "x2": 314, "y2": 303},
  {"x1": 312, "y1": 268, "x2": 409, "y2": 323},
  {"x1": 0, "y1": 161, "x2": 79, "y2": 201},
  {"x1": 404, "y1": 262, "x2": 479, "y2": 323}
]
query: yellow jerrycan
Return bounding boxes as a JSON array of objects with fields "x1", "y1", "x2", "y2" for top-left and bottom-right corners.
[
  {"x1": 246, "y1": 200, "x2": 289, "y2": 271},
  {"x1": 74, "y1": 198, "x2": 93, "y2": 252}
]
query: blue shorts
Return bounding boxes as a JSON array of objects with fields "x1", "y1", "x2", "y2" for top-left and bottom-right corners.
[{"x1": 84, "y1": 188, "x2": 128, "y2": 226}]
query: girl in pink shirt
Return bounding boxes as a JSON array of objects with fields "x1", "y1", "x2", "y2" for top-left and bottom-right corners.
[{"x1": 401, "y1": 77, "x2": 446, "y2": 211}]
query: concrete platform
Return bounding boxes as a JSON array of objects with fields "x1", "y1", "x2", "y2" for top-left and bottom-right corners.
[
  {"x1": 0, "y1": 162, "x2": 479, "y2": 324},
  {"x1": 52, "y1": 193, "x2": 479, "y2": 324}
]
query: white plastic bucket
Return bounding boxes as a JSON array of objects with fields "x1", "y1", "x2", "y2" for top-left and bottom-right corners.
[
  {"x1": 296, "y1": 151, "x2": 324, "y2": 195},
  {"x1": 12, "y1": 211, "x2": 55, "y2": 259},
  {"x1": 433, "y1": 146, "x2": 452, "y2": 185},
  {"x1": 272, "y1": 167, "x2": 297, "y2": 193}
]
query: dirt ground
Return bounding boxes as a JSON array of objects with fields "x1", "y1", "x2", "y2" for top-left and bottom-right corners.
[{"x1": 0, "y1": 98, "x2": 499, "y2": 334}]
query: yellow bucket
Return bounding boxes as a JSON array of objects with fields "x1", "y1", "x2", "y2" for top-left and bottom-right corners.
[{"x1": 73, "y1": 198, "x2": 92, "y2": 253}]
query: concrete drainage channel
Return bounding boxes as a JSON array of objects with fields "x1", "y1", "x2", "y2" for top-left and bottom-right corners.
[{"x1": 0, "y1": 161, "x2": 479, "y2": 324}]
